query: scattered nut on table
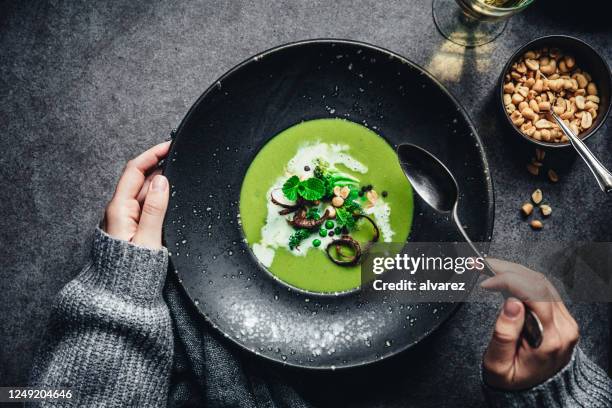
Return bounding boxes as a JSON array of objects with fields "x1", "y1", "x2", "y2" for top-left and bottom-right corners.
[
  {"x1": 530, "y1": 219, "x2": 544, "y2": 230},
  {"x1": 503, "y1": 47, "x2": 600, "y2": 143},
  {"x1": 526, "y1": 163, "x2": 540, "y2": 176},
  {"x1": 548, "y1": 169, "x2": 559, "y2": 183},
  {"x1": 521, "y1": 161, "x2": 555, "y2": 230},
  {"x1": 531, "y1": 188, "x2": 543, "y2": 204}
]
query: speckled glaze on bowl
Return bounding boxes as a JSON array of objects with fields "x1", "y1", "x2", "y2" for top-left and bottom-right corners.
[
  {"x1": 499, "y1": 35, "x2": 611, "y2": 149},
  {"x1": 163, "y1": 39, "x2": 494, "y2": 370}
]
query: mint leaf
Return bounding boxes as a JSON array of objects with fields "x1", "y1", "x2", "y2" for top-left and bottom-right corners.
[
  {"x1": 299, "y1": 177, "x2": 325, "y2": 201},
  {"x1": 282, "y1": 176, "x2": 300, "y2": 201}
]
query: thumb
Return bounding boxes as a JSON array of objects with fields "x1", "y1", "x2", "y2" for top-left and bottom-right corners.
[
  {"x1": 133, "y1": 175, "x2": 169, "y2": 249},
  {"x1": 483, "y1": 298, "x2": 525, "y2": 386}
]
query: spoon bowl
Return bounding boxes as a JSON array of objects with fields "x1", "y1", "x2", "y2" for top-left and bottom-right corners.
[{"x1": 396, "y1": 144, "x2": 459, "y2": 214}]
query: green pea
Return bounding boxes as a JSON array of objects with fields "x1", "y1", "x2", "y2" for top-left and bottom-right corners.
[
  {"x1": 312, "y1": 239, "x2": 321, "y2": 247},
  {"x1": 334, "y1": 227, "x2": 342, "y2": 235},
  {"x1": 325, "y1": 220, "x2": 334, "y2": 229},
  {"x1": 318, "y1": 228, "x2": 327, "y2": 237}
]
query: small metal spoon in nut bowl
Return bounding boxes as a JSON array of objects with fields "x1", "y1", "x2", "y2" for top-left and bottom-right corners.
[{"x1": 540, "y1": 72, "x2": 612, "y2": 193}]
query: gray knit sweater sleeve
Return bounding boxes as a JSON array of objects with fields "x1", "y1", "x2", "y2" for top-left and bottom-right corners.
[
  {"x1": 483, "y1": 347, "x2": 612, "y2": 407},
  {"x1": 30, "y1": 228, "x2": 174, "y2": 407}
]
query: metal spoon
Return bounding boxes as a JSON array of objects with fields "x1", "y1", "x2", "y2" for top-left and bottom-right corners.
[
  {"x1": 540, "y1": 73, "x2": 612, "y2": 193},
  {"x1": 397, "y1": 143, "x2": 544, "y2": 348}
]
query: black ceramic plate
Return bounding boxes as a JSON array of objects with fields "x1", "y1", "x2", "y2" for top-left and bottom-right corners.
[{"x1": 163, "y1": 39, "x2": 494, "y2": 369}]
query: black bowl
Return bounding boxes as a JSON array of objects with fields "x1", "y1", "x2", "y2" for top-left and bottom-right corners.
[
  {"x1": 163, "y1": 39, "x2": 494, "y2": 369},
  {"x1": 499, "y1": 35, "x2": 611, "y2": 149}
]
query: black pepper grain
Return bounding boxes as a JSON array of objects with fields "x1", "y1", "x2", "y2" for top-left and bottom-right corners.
[{"x1": 382, "y1": 191, "x2": 388, "y2": 197}]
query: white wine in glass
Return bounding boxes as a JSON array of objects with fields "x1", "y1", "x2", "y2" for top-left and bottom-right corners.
[{"x1": 433, "y1": 0, "x2": 535, "y2": 47}]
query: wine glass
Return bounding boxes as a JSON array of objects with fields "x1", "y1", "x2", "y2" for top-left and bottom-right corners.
[{"x1": 433, "y1": 0, "x2": 535, "y2": 47}]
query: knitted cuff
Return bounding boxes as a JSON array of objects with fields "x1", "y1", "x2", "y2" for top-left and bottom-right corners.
[
  {"x1": 483, "y1": 347, "x2": 612, "y2": 407},
  {"x1": 78, "y1": 227, "x2": 169, "y2": 304}
]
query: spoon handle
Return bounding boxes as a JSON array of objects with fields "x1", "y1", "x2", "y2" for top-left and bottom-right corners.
[
  {"x1": 549, "y1": 114, "x2": 612, "y2": 193},
  {"x1": 452, "y1": 208, "x2": 544, "y2": 348}
]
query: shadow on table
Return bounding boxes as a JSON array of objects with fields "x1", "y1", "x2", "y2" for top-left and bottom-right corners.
[{"x1": 527, "y1": 1, "x2": 612, "y2": 33}]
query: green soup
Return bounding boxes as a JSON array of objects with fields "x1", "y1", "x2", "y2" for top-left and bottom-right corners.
[{"x1": 240, "y1": 118, "x2": 413, "y2": 293}]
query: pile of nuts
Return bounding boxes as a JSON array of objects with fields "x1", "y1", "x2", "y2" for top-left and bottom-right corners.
[
  {"x1": 521, "y1": 188, "x2": 552, "y2": 230},
  {"x1": 503, "y1": 47, "x2": 600, "y2": 143}
]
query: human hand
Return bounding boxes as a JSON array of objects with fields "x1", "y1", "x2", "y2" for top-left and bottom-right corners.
[
  {"x1": 103, "y1": 141, "x2": 171, "y2": 250},
  {"x1": 480, "y1": 259, "x2": 580, "y2": 390}
]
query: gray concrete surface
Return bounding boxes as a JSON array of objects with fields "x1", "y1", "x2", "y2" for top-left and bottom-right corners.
[{"x1": 1, "y1": 0, "x2": 610, "y2": 404}]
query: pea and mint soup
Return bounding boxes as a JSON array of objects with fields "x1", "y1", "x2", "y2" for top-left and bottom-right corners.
[{"x1": 240, "y1": 118, "x2": 413, "y2": 293}]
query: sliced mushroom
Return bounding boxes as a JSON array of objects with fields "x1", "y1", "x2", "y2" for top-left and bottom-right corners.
[
  {"x1": 357, "y1": 214, "x2": 380, "y2": 245},
  {"x1": 271, "y1": 189, "x2": 301, "y2": 215},
  {"x1": 270, "y1": 189, "x2": 297, "y2": 208},
  {"x1": 326, "y1": 236, "x2": 362, "y2": 266},
  {"x1": 278, "y1": 207, "x2": 298, "y2": 216},
  {"x1": 287, "y1": 208, "x2": 329, "y2": 230},
  {"x1": 325, "y1": 215, "x2": 380, "y2": 266}
]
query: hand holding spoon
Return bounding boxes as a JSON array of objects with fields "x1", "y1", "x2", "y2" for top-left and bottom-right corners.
[{"x1": 397, "y1": 143, "x2": 544, "y2": 348}]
